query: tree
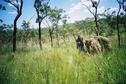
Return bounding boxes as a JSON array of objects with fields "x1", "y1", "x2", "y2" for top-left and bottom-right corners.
[
  {"x1": 61, "y1": 15, "x2": 68, "y2": 44},
  {"x1": 49, "y1": 8, "x2": 64, "y2": 47},
  {"x1": 43, "y1": 8, "x2": 64, "y2": 47},
  {"x1": 21, "y1": 20, "x2": 30, "y2": 30},
  {"x1": 122, "y1": 0, "x2": 126, "y2": 12},
  {"x1": 4, "y1": 0, "x2": 23, "y2": 52},
  {"x1": 62, "y1": 15, "x2": 68, "y2": 28},
  {"x1": 116, "y1": 0, "x2": 126, "y2": 47},
  {"x1": 81, "y1": 0, "x2": 101, "y2": 36},
  {"x1": 34, "y1": 0, "x2": 50, "y2": 49},
  {"x1": 100, "y1": 9, "x2": 117, "y2": 36},
  {"x1": 0, "y1": 24, "x2": 13, "y2": 50},
  {"x1": 21, "y1": 20, "x2": 30, "y2": 44},
  {"x1": 120, "y1": 13, "x2": 126, "y2": 31},
  {"x1": 44, "y1": 18, "x2": 54, "y2": 47},
  {"x1": 41, "y1": 7, "x2": 54, "y2": 47}
]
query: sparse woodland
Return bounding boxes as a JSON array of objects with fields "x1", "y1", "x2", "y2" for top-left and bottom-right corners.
[{"x1": 0, "y1": 0, "x2": 126, "y2": 84}]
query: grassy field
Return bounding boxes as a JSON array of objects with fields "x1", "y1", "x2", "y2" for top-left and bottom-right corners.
[{"x1": 0, "y1": 37, "x2": 126, "y2": 84}]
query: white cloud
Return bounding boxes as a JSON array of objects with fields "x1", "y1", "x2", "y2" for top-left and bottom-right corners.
[
  {"x1": 81, "y1": 0, "x2": 92, "y2": 8},
  {"x1": 66, "y1": 2, "x2": 91, "y2": 23},
  {"x1": 98, "y1": 6, "x2": 105, "y2": 14},
  {"x1": 67, "y1": 2, "x2": 82, "y2": 15},
  {"x1": 66, "y1": 1, "x2": 106, "y2": 23},
  {"x1": 8, "y1": 11, "x2": 17, "y2": 14}
]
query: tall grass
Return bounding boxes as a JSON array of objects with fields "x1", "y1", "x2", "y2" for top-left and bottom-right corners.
[{"x1": 0, "y1": 40, "x2": 126, "y2": 84}]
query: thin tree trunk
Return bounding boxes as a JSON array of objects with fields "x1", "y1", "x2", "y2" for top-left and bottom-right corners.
[
  {"x1": 13, "y1": 20, "x2": 17, "y2": 52},
  {"x1": 50, "y1": 35, "x2": 53, "y2": 47},
  {"x1": 95, "y1": 16, "x2": 99, "y2": 36},
  {"x1": 56, "y1": 32, "x2": 59, "y2": 47},
  {"x1": 94, "y1": 7, "x2": 99, "y2": 36},
  {"x1": 12, "y1": 0, "x2": 23, "y2": 52},
  {"x1": 49, "y1": 30, "x2": 53, "y2": 47},
  {"x1": 39, "y1": 22, "x2": 42, "y2": 49},
  {"x1": 63, "y1": 35, "x2": 67, "y2": 45},
  {"x1": 56, "y1": 25, "x2": 59, "y2": 47},
  {"x1": 81, "y1": 0, "x2": 101, "y2": 36},
  {"x1": 117, "y1": 5, "x2": 121, "y2": 47}
]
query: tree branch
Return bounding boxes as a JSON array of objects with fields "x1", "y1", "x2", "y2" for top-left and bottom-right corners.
[
  {"x1": 45, "y1": 18, "x2": 54, "y2": 33},
  {"x1": 97, "y1": 0, "x2": 101, "y2": 6},
  {"x1": 45, "y1": 19, "x2": 50, "y2": 27},
  {"x1": 82, "y1": 3, "x2": 95, "y2": 16},
  {"x1": 4, "y1": 0, "x2": 18, "y2": 8},
  {"x1": 19, "y1": 0, "x2": 23, "y2": 14}
]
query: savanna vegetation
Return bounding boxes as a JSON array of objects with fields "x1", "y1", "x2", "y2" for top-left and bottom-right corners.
[{"x1": 0, "y1": 0, "x2": 126, "y2": 84}]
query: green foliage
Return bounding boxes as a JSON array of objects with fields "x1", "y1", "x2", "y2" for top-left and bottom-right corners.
[
  {"x1": 48, "y1": 8, "x2": 64, "y2": 27},
  {"x1": 34, "y1": 0, "x2": 50, "y2": 23},
  {"x1": 21, "y1": 20, "x2": 30, "y2": 30},
  {"x1": 0, "y1": 24, "x2": 13, "y2": 52},
  {"x1": 20, "y1": 20, "x2": 31, "y2": 43}
]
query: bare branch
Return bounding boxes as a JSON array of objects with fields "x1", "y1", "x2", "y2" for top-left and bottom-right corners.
[
  {"x1": 81, "y1": 3, "x2": 95, "y2": 16},
  {"x1": 44, "y1": 18, "x2": 55, "y2": 32},
  {"x1": 117, "y1": 0, "x2": 123, "y2": 4},
  {"x1": 4, "y1": 0, "x2": 23, "y2": 14},
  {"x1": 4, "y1": 0, "x2": 18, "y2": 8},
  {"x1": 28, "y1": 13, "x2": 36, "y2": 22},
  {"x1": 44, "y1": 18, "x2": 50, "y2": 28},
  {"x1": 97, "y1": 0, "x2": 101, "y2": 6}
]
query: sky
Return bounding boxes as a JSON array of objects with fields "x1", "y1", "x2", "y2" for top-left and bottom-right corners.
[{"x1": 0, "y1": 0, "x2": 119, "y2": 28}]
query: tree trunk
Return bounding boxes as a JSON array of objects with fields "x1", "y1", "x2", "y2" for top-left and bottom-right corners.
[
  {"x1": 56, "y1": 32, "x2": 59, "y2": 47},
  {"x1": 117, "y1": 5, "x2": 121, "y2": 47},
  {"x1": 56, "y1": 25, "x2": 59, "y2": 47},
  {"x1": 49, "y1": 30, "x2": 53, "y2": 47},
  {"x1": 12, "y1": 0, "x2": 23, "y2": 53},
  {"x1": 95, "y1": 15, "x2": 99, "y2": 36},
  {"x1": 50, "y1": 35, "x2": 53, "y2": 47},
  {"x1": 13, "y1": 13, "x2": 23, "y2": 52},
  {"x1": 13, "y1": 20, "x2": 17, "y2": 52},
  {"x1": 63, "y1": 35, "x2": 67, "y2": 45},
  {"x1": 39, "y1": 22, "x2": 42, "y2": 49},
  {"x1": 94, "y1": 7, "x2": 99, "y2": 36}
]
